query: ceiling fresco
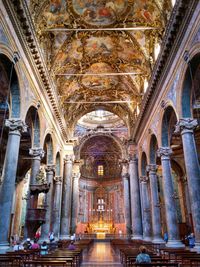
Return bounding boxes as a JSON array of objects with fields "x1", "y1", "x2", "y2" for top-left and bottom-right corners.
[{"x1": 29, "y1": 0, "x2": 172, "y2": 137}]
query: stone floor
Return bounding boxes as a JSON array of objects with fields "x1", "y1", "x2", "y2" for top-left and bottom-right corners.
[{"x1": 81, "y1": 240, "x2": 123, "y2": 267}]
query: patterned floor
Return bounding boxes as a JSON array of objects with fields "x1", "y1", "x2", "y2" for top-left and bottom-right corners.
[{"x1": 81, "y1": 240, "x2": 123, "y2": 267}]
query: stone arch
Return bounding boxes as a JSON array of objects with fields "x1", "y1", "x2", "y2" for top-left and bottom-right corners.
[
  {"x1": 161, "y1": 106, "x2": 178, "y2": 147},
  {"x1": 0, "y1": 53, "x2": 20, "y2": 118},
  {"x1": 149, "y1": 134, "x2": 159, "y2": 164},
  {"x1": 55, "y1": 152, "x2": 61, "y2": 176},
  {"x1": 141, "y1": 152, "x2": 147, "y2": 176},
  {"x1": 42, "y1": 133, "x2": 53, "y2": 165},
  {"x1": 75, "y1": 132, "x2": 127, "y2": 160},
  {"x1": 25, "y1": 105, "x2": 41, "y2": 147},
  {"x1": 181, "y1": 53, "x2": 200, "y2": 118}
]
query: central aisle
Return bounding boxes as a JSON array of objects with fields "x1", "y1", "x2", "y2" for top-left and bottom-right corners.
[{"x1": 81, "y1": 240, "x2": 123, "y2": 266}]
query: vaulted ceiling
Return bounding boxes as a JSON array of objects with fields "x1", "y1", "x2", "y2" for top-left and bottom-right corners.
[{"x1": 28, "y1": 0, "x2": 172, "y2": 137}]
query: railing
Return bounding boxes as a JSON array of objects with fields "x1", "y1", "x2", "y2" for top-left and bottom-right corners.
[{"x1": 26, "y1": 208, "x2": 46, "y2": 222}]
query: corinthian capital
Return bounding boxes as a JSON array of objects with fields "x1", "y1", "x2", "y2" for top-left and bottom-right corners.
[
  {"x1": 54, "y1": 176, "x2": 62, "y2": 183},
  {"x1": 175, "y1": 118, "x2": 198, "y2": 134},
  {"x1": 45, "y1": 164, "x2": 55, "y2": 174},
  {"x1": 140, "y1": 176, "x2": 149, "y2": 183},
  {"x1": 29, "y1": 147, "x2": 45, "y2": 159},
  {"x1": 64, "y1": 154, "x2": 73, "y2": 163},
  {"x1": 5, "y1": 119, "x2": 27, "y2": 133},
  {"x1": 157, "y1": 147, "x2": 172, "y2": 159},
  {"x1": 146, "y1": 164, "x2": 157, "y2": 174}
]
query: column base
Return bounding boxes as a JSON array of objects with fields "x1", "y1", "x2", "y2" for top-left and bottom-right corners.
[
  {"x1": 152, "y1": 237, "x2": 165, "y2": 244},
  {"x1": 143, "y1": 236, "x2": 152, "y2": 241},
  {"x1": 166, "y1": 240, "x2": 185, "y2": 248},
  {"x1": 192, "y1": 242, "x2": 200, "y2": 253},
  {"x1": 131, "y1": 234, "x2": 143, "y2": 240},
  {"x1": 0, "y1": 242, "x2": 10, "y2": 253},
  {"x1": 60, "y1": 235, "x2": 71, "y2": 240}
]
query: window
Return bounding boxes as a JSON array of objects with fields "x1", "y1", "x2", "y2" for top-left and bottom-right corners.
[{"x1": 98, "y1": 165, "x2": 104, "y2": 176}]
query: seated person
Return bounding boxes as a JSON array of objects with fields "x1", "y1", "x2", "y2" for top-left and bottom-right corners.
[
  {"x1": 23, "y1": 238, "x2": 32, "y2": 250},
  {"x1": 135, "y1": 245, "x2": 151, "y2": 264},
  {"x1": 31, "y1": 239, "x2": 40, "y2": 249},
  {"x1": 40, "y1": 241, "x2": 48, "y2": 255},
  {"x1": 68, "y1": 241, "x2": 76, "y2": 250},
  {"x1": 13, "y1": 241, "x2": 23, "y2": 251}
]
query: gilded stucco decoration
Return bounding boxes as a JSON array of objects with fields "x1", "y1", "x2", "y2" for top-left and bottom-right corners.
[{"x1": 28, "y1": 0, "x2": 172, "y2": 136}]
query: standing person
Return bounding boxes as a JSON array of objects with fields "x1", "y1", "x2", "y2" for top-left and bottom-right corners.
[
  {"x1": 187, "y1": 233, "x2": 195, "y2": 248},
  {"x1": 49, "y1": 231, "x2": 54, "y2": 243},
  {"x1": 164, "y1": 232, "x2": 168, "y2": 243},
  {"x1": 135, "y1": 246, "x2": 151, "y2": 264},
  {"x1": 23, "y1": 238, "x2": 32, "y2": 250},
  {"x1": 35, "y1": 230, "x2": 41, "y2": 241}
]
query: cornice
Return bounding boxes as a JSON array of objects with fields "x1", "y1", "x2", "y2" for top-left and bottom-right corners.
[
  {"x1": 133, "y1": 0, "x2": 199, "y2": 142},
  {"x1": 3, "y1": 0, "x2": 68, "y2": 140}
]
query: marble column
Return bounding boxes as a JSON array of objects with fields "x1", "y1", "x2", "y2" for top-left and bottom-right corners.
[
  {"x1": 28, "y1": 148, "x2": 45, "y2": 209},
  {"x1": 140, "y1": 176, "x2": 151, "y2": 241},
  {"x1": 60, "y1": 155, "x2": 73, "y2": 239},
  {"x1": 24, "y1": 148, "x2": 44, "y2": 239},
  {"x1": 129, "y1": 155, "x2": 143, "y2": 239},
  {"x1": 71, "y1": 172, "x2": 80, "y2": 234},
  {"x1": 147, "y1": 164, "x2": 164, "y2": 243},
  {"x1": 121, "y1": 160, "x2": 132, "y2": 236},
  {"x1": 0, "y1": 119, "x2": 27, "y2": 246},
  {"x1": 52, "y1": 176, "x2": 62, "y2": 239},
  {"x1": 176, "y1": 118, "x2": 200, "y2": 248},
  {"x1": 157, "y1": 147, "x2": 184, "y2": 247},
  {"x1": 40, "y1": 165, "x2": 55, "y2": 240}
]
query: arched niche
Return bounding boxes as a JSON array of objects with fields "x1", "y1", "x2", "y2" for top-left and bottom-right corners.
[
  {"x1": 161, "y1": 106, "x2": 177, "y2": 147},
  {"x1": 0, "y1": 54, "x2": 20, "y2": 118},
  {"x1": 181, "y1": 53, "x2": 200, "y2": 118},
  {"x1": 42, "y1": 133, "x2": 53, "y2": 165},
  {"x1": 141, "y1": 152, "x2": 147, "y2": 176},
  {"x1": 25, "y1": 106, "x2": 41, "y2": 148},
  {"x1": 149, "y1": 134, "x2": 158, "y2": 164},
  {"x1": 55, "y1": 152, "x2": 61, "y2": 176}
]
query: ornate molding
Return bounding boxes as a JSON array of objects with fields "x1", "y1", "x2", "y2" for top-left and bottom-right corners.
[
  {"x1": 157, "y1": 147, "x2": 172, "y2": 159},
  {"x1": 29, "y1": 147, "x2": 45, "y2": 159},
  {"x1": 140, "y1": 176, "x2": 149, "y2": 183},
  {"x1": 5, "y1": 119, "x2": 27, "y2": 133},
  {"x1": 45, "y1": 164, "x2": 56, "y2": 174},
  {"x1": 64, "y1": 154, "x2": 73, "y2": 163},
  {"x1": 175, "y1": 118, "x2": 198, "y2": 134},
  {"x1": 146, "y1": 164, "x2": 157, "y2": 174},
  {"x1": 54, "y1": 176, "x2": 62, "y2": 183}
]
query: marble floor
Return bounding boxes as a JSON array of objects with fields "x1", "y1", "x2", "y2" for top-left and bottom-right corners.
[{"x1": 81, "y1": 240, "x2": 123, "y2": 267}]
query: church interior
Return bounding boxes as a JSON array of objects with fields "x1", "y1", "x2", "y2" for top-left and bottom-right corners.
[{"x1": 0, "y1": 0, "x2": 200, "y2": 265}]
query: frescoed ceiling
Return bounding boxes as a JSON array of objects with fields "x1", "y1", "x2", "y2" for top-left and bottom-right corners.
[{"x1": 28, "y1": 0, "x2": 172, "y2": 137}]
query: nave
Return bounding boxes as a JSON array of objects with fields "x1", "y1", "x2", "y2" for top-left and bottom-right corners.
[{"x1": 81, "y1": 241, "x2": 123, "y2": 267}]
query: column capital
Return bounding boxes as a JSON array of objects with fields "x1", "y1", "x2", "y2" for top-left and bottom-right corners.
[
  {"x1": 5, "y1": 119, "x2": 27, "y2": 133},
  {"x1": 72, "y1": 172, "x2": 81, "y2": 180},
  {"x1": 64, "y1": 154, "x2": 73, "y2": 163},
  {"x1": 54, "y1": 176, "x2": 62, "y2": 184},
  {"x1": 29, "y1": 147, "x2": 45, "y2": 159},
  {"x1": 175, "y1": 118, "x2": 198, "y2": 134},
  {"x1": 45, "y1": 164, "x2": 56, "y2": 174},
  {"x1": 128, "y1": 154, "x2": 137, "y2": 162},
  {"x1": 157, "y1": 147, "x2": 172, "y2": 159},
  {"x1": 140, "y1": 176, "x2": 149, "y2": 183},
  {"x1": 146, "y1": 164, "x2": 158, "y2": 174}
]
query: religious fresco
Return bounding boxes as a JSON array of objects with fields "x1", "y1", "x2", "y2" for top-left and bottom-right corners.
[
  {"x1": 30, "y1": 0, "x2": 172, "y2": 135},
  {"x1": 81, "y1": 63, "x2": 119, "y2": 90},
  {"x1": 80, "y1": 135, "x2": 122, "y2": 179},
  {"x1": 72, "y1": 0, "x2": 128, "y2": 26}
]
